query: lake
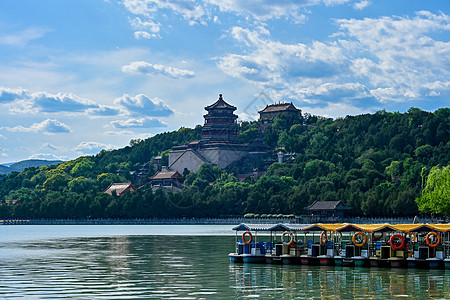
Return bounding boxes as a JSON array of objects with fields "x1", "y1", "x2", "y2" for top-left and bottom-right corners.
[{"x1": 0, "y1": 225, "x2": 448, "y2": 299}]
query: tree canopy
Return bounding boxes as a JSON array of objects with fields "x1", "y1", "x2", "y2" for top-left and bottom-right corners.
[{"x1": 0, "y1": 107, "x2": 448, "y2": 219}]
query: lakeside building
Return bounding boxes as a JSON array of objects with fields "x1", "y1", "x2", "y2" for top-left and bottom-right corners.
[
  {"x1": 304, "y1": 200, "x2": 353, "y2": 218},
  {"x1": 168, "y1": 94, "x2": 250, "y2": 173}
]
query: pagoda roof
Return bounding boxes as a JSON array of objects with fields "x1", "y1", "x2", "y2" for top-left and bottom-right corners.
[
  {"x1": 103, "y1": 182, "x2": 136, "y2": 196},
  {"x1": 150, "y1": 170, "x2": 183, "y2": 180},
  {"x1": 205, "y1": 94, "x2": 236, "y2": 111},
  {"x1": 258, "y1": 102, "x2": 299, "y2": 113}
]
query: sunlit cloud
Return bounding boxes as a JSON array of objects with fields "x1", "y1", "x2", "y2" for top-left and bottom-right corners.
[
  {"x1": 122, "y1": 61, "x2": 195, "y2": 78},
  {"x1": 114, "y1": 94, "x2": 174, "y2": 117},
  {"x1": 6, "y1": 119, "x2": 71, "y2": 134}
]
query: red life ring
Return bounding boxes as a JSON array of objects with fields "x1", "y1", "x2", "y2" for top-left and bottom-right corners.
[
  {"x1": 389, "y1": 234, "x2": 405, "y2": 250},
  {"x1": 242, "y1": 231, "x2": 253, "y2": 245}
]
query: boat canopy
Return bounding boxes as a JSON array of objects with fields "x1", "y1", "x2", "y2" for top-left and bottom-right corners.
[
  {"x1": 232, "y1": 223, "x2": 450, "y2": 233},
  {"x1": 281, "y1": 224, "x2": 312, "y2": 231},
  {"x1": 301, "y1": 223, "x2": 348, "y2": 232},
  {"x1": 232, "y1": 223, "x2": 287, "y2": 232}
]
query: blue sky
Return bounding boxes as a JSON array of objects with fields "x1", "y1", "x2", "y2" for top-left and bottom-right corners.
[{"x1": 0, "y1": 0, "x2": 449, "y2": 164}]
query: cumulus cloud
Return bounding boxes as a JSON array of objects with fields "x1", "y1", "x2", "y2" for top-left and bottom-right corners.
[
  {"x1": 7, "y1": 119, "x2": 71, "y2": 134},
  {"x1": 216, "y1": 11, "x2": 450, "y2": 107},
  {"x1": 122, "y1": 61, "x2": 195, "y2": 78},
  {"x1": 0, "y1": 87, "x2": 102, "y2": 114},
  {"x1": 337, "y1": 11, "x2": 450, "y2": 101},
  {"x1": 0, "y1": 87, "x2": 28, "y2": 103},
  {"x1": 32, "y1": 92, "x2": 98, "y2": 113},
  {"x1": 110, "y1": 117, "x2": 167, "y2": 128},
  {"x1": 217, "y1": 26, "x2": 346, "y2": 84},
  {"x1": 115, "y1": 94, "x2": 174, "y2": 117},
  {"x1": 353, "y1": 0, "x2": 371, "y2": 10}
]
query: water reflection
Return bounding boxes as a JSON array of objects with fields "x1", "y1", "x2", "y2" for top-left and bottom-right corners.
[
  {"x1": 0, "y1": 232, "x2": 449, "y2": 299},
  {"x1": 230, "y1": 262, "x2": 450, "y2": 299}
]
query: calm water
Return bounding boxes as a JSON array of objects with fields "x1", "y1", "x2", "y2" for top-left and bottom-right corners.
[{"x1": 0, "y1": 225, "x2": 449, "y2": 299}]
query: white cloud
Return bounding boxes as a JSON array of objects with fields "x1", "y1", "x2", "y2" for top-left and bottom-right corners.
[
  {"x1": 353, "y1": 0, "x2": 371, "y2": 10},
  {"x1": 0, "y1": 27, "x2": 49, "y2": 46},
  {"x1": 0, "y1": 87, "x2": 101, "y2": 114},
  {"x1": 110, "y1": 117, "x2": 167, "y2": 128},
  {"x1": 122, "y1": 61, "x2": 195, "y2": 78},
  {"x1": 134, "y1": 31, "x2": 156, "y2": 39},
  {"x1": 216, "y1": 11, "x2": 450, "y2": 107},
  {"x1": 115, "y1": 93, "x2": 174, "y2": 117},
  {"x1": 338, "y1": 11, "x2": 450, "y2": 100},
  {"x1": 7, "y1": 119, "x2": 71, "y2": 134}
]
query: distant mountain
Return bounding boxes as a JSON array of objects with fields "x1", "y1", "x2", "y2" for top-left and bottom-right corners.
[{"x1": 0, "y1": 159, "x2": 64, "y2": 175}]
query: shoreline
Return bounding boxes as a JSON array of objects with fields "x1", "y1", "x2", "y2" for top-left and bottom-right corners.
[{"x1": 0, "y1": 216, "x2": 433, "y2": 225}]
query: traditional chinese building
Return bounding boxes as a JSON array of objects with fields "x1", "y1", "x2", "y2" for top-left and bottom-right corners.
[
  {"x1": 149, "y1": 168, "x2": 184, "y2": 192},
  {"x1": 304, "y1": 200, "x2": 352, "y2": 218},
  {"x1": 258, "y1": 102, "x2": 301, "y2": 132},
  {"x1": 168, "y1": 94, "x2": 249, "y2": 173},
  {"x1": 103, "y1": 182, "x2": 136, "y2": 196}
]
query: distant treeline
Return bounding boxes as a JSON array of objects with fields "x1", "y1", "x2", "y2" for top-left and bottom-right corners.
[{"x1": 0, "y1": 107, "x2": 448, "y2": 219}]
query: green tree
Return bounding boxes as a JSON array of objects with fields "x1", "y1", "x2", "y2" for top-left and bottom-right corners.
[{"x1": 415, "y1": 165, "x2": 450, "y2": 215}]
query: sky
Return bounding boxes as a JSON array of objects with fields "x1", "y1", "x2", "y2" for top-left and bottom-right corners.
[{"x1": 0, "y1": 0, "x2": 449, "y2": 164}]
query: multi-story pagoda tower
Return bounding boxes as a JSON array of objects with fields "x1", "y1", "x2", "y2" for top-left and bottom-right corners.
[
  {"x1": 168, "y1": 94, "x2": 249, "y2": 172},
  {"x1": 201, "y1": 94, "x2": 240, "y2": 143}
]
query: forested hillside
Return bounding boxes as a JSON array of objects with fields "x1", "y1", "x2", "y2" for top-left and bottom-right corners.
[{"x1": 0, "y1": 107, "x2": 448, "y2": 219}]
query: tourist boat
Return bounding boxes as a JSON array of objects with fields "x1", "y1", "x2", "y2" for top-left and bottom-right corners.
[
  {"x1": 299, "y1": 223, "x2": 346, "y2": 266},
  {"x1": 277, "y1": 224, "x2": 310, "y2": 265},
  {"x1": 229, "y1": 223, "x2": 287, "y2": 263},
  {"x1": 229, "y1": 222, "x2": 450, "y2": 269}
]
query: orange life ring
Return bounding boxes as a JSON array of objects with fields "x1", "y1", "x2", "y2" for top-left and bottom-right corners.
[
  {"x1": 352, "y1": 232, "x2": 367, "y2": 247},
  {"x1": 389, "y1": 234, "x2": 405, "y2": 250},
  {"x1": 282, "y1": 231, "x2": 295, "y2": 245},
  {"x1": 320, "y1": 231, "x2": 328, "y2": 246},
  {"x1": 372, "y1": 231, "x2": 383, "y2": 241},
  {"x1": 426, "y1": 232, "x2": 440, "y2": 247},
  {"x1": 242, "y1": 231, "x2": 253, "y2": 245}
]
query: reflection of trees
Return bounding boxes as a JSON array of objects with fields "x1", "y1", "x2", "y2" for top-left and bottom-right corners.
[{"x1": 229, "y1": 264, "x2": 450, "y2": 299}]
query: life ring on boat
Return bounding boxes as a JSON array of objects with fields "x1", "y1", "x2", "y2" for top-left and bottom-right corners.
[
  {"x1": 406, "y1": 232, "x2": 417, "y2": 243},
  {"x1": 426, "y1": 232, "x2": 440, "y2": 248},
  {"x1": 352, "y1": 232, "x2": 367, "y2": 247},
  {"x1": 242, "y1": 231, "x2": 253, "y2": 245},
  {"x1": 389, "y1": 234, "x2": 405, "y2": 250},
  {"x1": 320, "y1": 231, "x2": 328, "y2": 246},
  {"x1": 282, "y1": 231, "x2": 295, "y2": 245},
  {"x1": 372, "y1": 231, "x2": 383, "y2": 241}
]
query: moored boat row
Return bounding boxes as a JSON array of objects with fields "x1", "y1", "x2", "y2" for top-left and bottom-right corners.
[{"x1": 229, "y1": 223, "x2": 450, "y2": 269}]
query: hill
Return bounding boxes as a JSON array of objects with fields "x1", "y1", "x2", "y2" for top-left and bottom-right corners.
[
  {"x1": 0, "y1": 160, "x2": 64, "y2": 175},
  {"x1": 0, "y1": 107, "x2": 448, "y2": 219}
]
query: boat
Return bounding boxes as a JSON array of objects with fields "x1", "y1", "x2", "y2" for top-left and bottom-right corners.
[
  {"x1": 229, "y1": 223, "x2": 288, "y2": 264},
  {"x1": 229, "y1": 222, "x2": 450, "y2": 269}
]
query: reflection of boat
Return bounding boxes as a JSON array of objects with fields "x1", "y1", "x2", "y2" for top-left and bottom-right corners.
[{"x1": 229, "y1": 222, "x2": 450, "y2": 269}]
